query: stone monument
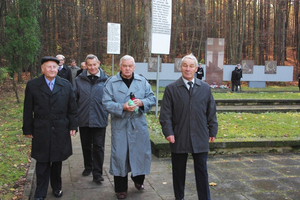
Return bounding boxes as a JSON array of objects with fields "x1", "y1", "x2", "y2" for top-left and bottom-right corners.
[{"x1": 205, "y1": 38, "x2": 225, "y2": 85}]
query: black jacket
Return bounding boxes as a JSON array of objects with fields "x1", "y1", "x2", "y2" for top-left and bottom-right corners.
[
  {"x1": 196, "y1": 67, "x2": 204, "y2": 80},
  {"x1": 57, "y1": 64, "x2": 73, "y2": 85},
  {"x1": 22, "y1": 75, "x2": 78, "y2": 162}
]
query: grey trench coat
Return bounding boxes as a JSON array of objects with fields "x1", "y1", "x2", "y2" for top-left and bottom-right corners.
[{"x1": 102, "y1": 72, "x2": 156, "y2": 177}]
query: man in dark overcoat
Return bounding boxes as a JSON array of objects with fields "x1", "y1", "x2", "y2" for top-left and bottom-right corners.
[
  {"x1": 22, "y1": 56, "x2": 78, "y2": 200},
  {"x1": 74, "y1": 54, "x2": 109, "y2": 183},
  {"x1": 159, "y1": 53, "x2": 218, "y2": 200},
  {"x1": 231, "y1": 67, "x2": 240, "y2": 92},
  {"x1": 56, "y1": 54, "x2": 73, "y2": 85},
  {"x1": 195, "y1": 62, "x2": 204, "y2": 80}
]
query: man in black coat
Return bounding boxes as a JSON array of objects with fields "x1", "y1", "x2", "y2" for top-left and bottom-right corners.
[
  {"x1": 23, "y1": 56, "x2": 78, "y2": 200},
  {"x1": 231, "y1": 67, "x2": 240, "y2": 92},
  {"x1": 56, "y1": 54, "x2": 73, "y2": 85},
  {"x1": 159, "y1": 54, "x2": 218, "y2": 200},
  {"x1": 195, "y1": 63, "x2": 204, "y2": 80},
  {"x1": 236, "y1": 63, "x2": 243, "y2": 90}
]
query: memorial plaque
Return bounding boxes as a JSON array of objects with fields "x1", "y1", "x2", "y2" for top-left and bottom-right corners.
[
  {"x1": 242, "y1": 60, "x2": 254, "y2": 74},
  {"x1": 265, "y1": 61, "x2": 277, "y2": 74},
  {"x1": 205, "y1": 38, "x2": 224, "y2": 85},
  {"x1": 174, "y1": 58, "x2": 181, "y2": 72},
  {"x1": 148, "y1": 57, "x2": 162, "y2": 72}
]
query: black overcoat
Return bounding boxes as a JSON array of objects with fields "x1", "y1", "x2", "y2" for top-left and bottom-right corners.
[
  {"x1": 22, "y1": 75, "x2": 78, "y2": 162},
  {"x1": 159, "y1": 78, "x2": 218, "y2": 153},
  {"x1": 57, "y1": 64, "x2": 73, "y2": 85}
]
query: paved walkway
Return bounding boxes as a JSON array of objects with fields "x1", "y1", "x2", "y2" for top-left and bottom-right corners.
[{"x1": 27, "y1": 124, "x2": 300, "y2": 200}]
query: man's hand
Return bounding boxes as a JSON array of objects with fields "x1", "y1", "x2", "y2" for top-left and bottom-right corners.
[
  {"x1": 166, "y1": 135, "x2": 175, "y2": 143},
  {"x1": 209, "y1": 137, "x2": 215, "y2": 143},
  {"x1": 70, "y1": 130, "x2": 76, "y2": 136},
  {"x1": 133, "y1": 99, "x2": 143, "y2": 107},
  {"x1": 25, "y1": 135, "x2": 33, "y2": 138},
  {"x1": 123, "y1": 101, "x2": 137, "y2": 112}
]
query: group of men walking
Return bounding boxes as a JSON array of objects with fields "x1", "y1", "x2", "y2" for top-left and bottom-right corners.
[{"x1": 23, "y1": 53, "x2": 218, "y2": 200}]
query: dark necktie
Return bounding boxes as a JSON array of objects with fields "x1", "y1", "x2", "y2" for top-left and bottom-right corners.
[{"x1": 188, "y1": 81, "x2": 193, "y2": 95}]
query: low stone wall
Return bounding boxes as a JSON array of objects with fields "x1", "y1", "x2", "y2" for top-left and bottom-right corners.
[{"x1": 150, "y1": 136, "x2": 300, "y2": 158}]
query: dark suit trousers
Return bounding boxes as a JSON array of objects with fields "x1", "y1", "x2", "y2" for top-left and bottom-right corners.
[
  {"x1": 171, "y1": 152, "x2": 210, "y2": 200},
  {"x1": 79, "y1": 127, "x2": 106, "y2": 178},
  {"x1": 114, "y1": 174, "x2": 145, "y2": 192},
  {"x1": 34, "y1": 161, "x2": 62, "y2": 198}
]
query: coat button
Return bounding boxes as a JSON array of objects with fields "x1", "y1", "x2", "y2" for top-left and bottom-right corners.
[{"x1": 52, "y1": 127, "x2": 54, "y2": 130}]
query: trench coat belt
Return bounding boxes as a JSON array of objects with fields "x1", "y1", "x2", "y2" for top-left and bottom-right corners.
[{"x1": 34, "y1": 114, "x2": 65, "y2": 120}]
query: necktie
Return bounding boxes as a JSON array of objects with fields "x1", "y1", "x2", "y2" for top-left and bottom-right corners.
[
  {"x1": 49, "y1": 81, "x2": 53, "y2": 91},
  {"x1": 58, "y1": 66, "x2": 62, "y2": 71},
  {"x1": 188, "y1": 81, "x2": 193, "y2": 95}
]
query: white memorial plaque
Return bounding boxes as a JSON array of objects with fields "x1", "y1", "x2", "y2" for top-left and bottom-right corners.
[
  {"x1": 107, "y1": 23, "x2": 121, "y2": 54},
  {"x1": 151, "y1": 0, "x2": 172, "y2": 54}
]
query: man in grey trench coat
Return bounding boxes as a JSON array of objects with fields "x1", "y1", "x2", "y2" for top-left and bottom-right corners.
[
  {"x1": 23, "y1": 56, "x2": 78, "y2": 199},
  {"x1": 159, "y1": 53, "x2": 218, "y2": 200},
  {"x1": 102, "y1": 55, "x2": 156, "y2": 199}
]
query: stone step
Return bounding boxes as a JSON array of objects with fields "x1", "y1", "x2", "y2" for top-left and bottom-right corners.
[
  {"x1": 216, "y1": 105, "x2": 300, "y2": 113},
  {"x1": 151, "y1": 105, "x2": 300, "y2": 113},
  {"x1": 215, "y1": 99, "x2": 300, "y2": 106}
]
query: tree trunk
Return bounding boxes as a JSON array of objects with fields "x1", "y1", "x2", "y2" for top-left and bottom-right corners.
[{"x1": 11, "y1": 73, "x2": 20, "y2": 103}]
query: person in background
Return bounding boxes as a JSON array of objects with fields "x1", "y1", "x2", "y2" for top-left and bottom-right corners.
[
  {"x1": 102, "y1": 55, "x2": 156, "y2": 199},
  {"x1": 76, "y1": 62, "x2": 87, "y2": 77},
  {"x1": 23, "y1": 56, "x2": 78, "y2": 200},
  {"x1": 231, "y1": 67, "x2": 240, "y2": 92},
  {"x1": 56, "y1": 54, "x2": 73, "y2": 85},
  {"x1": 74, "y1": 54, "x2": 109, "y2": 183},
  {"x1": 237, "y1": 63, "x2": 243, "y2": 90},
  {"x1": 196, "y1": 62, "x2": 204, "y2": 80},
  {"x1": 159, "y1": 53, "x2": 218, "y2": 200},
  {"x1": 69, "y1": 59, "x2": 80, "y2": 85}
]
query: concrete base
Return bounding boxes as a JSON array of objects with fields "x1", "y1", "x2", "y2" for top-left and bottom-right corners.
[{"x1": 248, "y1": 81, "x2": 266, "y2": 88}]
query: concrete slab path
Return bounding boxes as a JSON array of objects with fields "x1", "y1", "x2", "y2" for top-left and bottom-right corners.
[{"x1": 26, "y1": 123, "x2": 300, "y2": 200}]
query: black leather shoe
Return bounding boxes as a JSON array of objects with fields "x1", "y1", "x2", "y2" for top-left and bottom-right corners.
[
  {"x1": 52, "y1": 190, "x2": 63, "y2": 197},
  {"x1": 93, "y1": 176, "x2": 104, "y2": 183},
  {"x1": 116, "y1": 192, "x2": 127, "y2": 199},
  {"x1": 82, "y1": 169, "x2": 92, "y2": 176},
  {"x1": 134, "y1": 183, "x2": 144, "y2": 190},
  {"x1": 34, "y1": 198, "x2": 44, "y2": 200}
]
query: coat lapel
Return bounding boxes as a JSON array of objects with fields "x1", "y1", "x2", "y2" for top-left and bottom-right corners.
[
  {"x1": 37, "y1": 75, "x2": 52, "y2": 96},
  {"x1": 52, "y1": 76, "x2": 63, "y2": 95}
]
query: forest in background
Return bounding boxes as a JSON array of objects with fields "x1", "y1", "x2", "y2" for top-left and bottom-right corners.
[{"x1": 1, "y1": 0, "x2": 300, "y2": 80}]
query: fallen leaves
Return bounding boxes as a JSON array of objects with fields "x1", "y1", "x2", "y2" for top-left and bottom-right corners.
[{"x1": 209, "y1": 182, "x2": 217, "y2": 186}]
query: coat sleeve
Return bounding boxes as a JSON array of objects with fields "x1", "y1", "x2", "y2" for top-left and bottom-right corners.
[
  {"x1": 140, "y1": 80, "x2": 156, "y2": 113},
  {"x1": 206, "y1": 90, "x2": 218, "y2": 138},
  {"x1": 67, "y1": 82, "x2": 78, "y2": 130},
  {"x1": 159, "y1": 86, "x2": 174, "y2": 138},
  {"x1": 22, "y1": 82, "x2": 34, "y2": 135},
  {"x1": 68, "y1": 69, "x2": 73, "y2": 86},
  {"x1": 102, "y1": 80, "x2": 124, "y2": 117}
]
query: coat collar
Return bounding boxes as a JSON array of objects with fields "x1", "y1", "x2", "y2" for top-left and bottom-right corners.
[
  {"x1": 113, "y1": 72, "x2": 142, "y2": 95},
  {"x1": 175, "y1": 77, "x2": 202, "y2": 95},
  {"x1": 37, "y1": 75, "x2": 64, "y2": 95}
]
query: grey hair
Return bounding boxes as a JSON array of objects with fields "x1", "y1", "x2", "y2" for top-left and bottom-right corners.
[
  {"x1": 119, "y1": 55, "x2": 135, "y2": 66},
  {"x1": 180, "y1": 53, "x2": 198, "y2": 67},
  {"x1": 85, "y1": 54, "x2": 99, "y2": 62},
  {"x1": 56, "y1": 54, "x2": 65, "y2": 59}
]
